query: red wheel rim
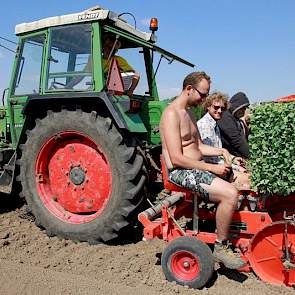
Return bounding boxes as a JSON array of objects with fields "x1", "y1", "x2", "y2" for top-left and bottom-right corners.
[
  {"x1": 249, "y1": 222, "x2": 295, "y2": 287},
  {"x1": 170, "y1": 250, "x2": 200, "y2": 281},
  {"x1": 35, "y1": 131, "x2": 112, "y2": 224}
]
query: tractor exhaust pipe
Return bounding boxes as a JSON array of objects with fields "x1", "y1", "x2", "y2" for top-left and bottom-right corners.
[{"x1": 138, "y1": 192, "x2": 183, "y2": 221}]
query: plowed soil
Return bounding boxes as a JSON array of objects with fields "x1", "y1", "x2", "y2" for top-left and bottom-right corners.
[{"x1": 0, "y1": 198, "x2": 294, "y2": 295}]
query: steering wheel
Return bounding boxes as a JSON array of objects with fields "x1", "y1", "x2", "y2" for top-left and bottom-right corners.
[{"x1": 49, "y1": 81, "x2": 66, "y2": 90}]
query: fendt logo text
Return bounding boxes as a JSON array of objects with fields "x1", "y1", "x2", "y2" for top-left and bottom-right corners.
[{"x1": 78, "y1": 13, "x2": 100, "y2": 20}]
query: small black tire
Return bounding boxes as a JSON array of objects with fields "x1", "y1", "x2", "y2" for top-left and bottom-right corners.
[{"x1": 161, "y1": 236, "x2": 214, "y2": 289}]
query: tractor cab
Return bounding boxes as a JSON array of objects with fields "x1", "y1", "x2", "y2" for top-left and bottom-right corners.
[{"x1": 12, "y1": 6, "x2": 194, "y2": 99}]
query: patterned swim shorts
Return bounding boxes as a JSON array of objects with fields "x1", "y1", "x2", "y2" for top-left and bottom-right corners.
[{"x1": 168, "y1": 168, "x2": 216, "y2": 201}]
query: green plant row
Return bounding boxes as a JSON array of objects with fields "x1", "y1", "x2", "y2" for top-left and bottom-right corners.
[{"x1": 248, "y1": 102, "x2": 295, "y2": 196}]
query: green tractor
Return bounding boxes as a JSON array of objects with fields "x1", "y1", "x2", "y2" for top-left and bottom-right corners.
[{"x1": 0, "y1": 6, "x2": 194, "y2": 243}]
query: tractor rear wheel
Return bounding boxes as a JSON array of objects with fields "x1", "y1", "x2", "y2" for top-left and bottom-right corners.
[
  {"x1": 19, "y1": 108, "x2": 146, "y2": 243},
  {"x1": 161, "y1": 236, "x2": 214, "y2": 289}
]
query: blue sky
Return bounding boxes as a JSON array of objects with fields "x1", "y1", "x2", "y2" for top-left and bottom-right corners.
[{"x1": 0, "y1": 0, "x2": 295, "y2": 102}]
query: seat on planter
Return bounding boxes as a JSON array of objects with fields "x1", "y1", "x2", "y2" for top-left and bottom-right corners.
[{"x1": 160, "y1": 155, "x2": 192, "y2": 194}]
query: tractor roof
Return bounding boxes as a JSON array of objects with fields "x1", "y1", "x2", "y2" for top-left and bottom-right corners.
[
  {"x1": 15, "y1": 5, "x2": 154, "y2": 42},
  {"x1": 15, "y1": 5, "x2": 195, "y2": 68}
]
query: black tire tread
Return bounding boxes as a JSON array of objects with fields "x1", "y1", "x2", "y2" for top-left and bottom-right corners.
[
  {"x1": 19, "y1": 108, "x2": 146, "y2": 243},
  {"x1": 161, "y1": 236, "x2": 214, "y2": 289}
]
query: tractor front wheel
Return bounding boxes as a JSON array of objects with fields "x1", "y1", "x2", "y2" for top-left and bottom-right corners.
[{"x1": 19, "y1": 108, "x2": 146, "y2": 243}]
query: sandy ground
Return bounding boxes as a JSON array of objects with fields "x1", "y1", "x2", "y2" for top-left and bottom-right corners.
[{"x1": 0, "y1": 199, "x2": 294, "y2": 295}]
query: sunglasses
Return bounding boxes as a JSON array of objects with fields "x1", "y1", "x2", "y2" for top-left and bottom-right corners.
[
  {"x1": 212, "y1": 105, "x2": 226, "y2": 112},
  {"x1": 192, "y1": 86, "x2": 209, "y2": 99}
]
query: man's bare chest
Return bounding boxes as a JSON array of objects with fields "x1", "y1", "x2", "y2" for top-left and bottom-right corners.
[{"x1": 179, "y1": 112, "x2": 198, "y2": 141}]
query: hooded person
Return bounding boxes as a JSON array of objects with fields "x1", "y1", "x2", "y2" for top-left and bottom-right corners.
[{"x1": 217, "y1": 92, "x2": 250, "y2": 158}]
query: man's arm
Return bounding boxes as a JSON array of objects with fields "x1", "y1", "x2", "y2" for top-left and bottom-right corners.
[
  {"x1": 117, "y1": 56, "x2": 140, "y2": 97},
  {"x1": 197, "y1": 119, "x2": 215, "y2": 147},
  {"x1": 198, "y1": 140, "x2": 231, "y2": 166},
  {"x1": 195, "y1": 125, "x2": 231, "y2": 165},
  {"x1": 127, "y1": 72, "x2": 140, "y2": 97},
  {"x1": 162, "y1": 109, "x2": 230, "y2": 176}
]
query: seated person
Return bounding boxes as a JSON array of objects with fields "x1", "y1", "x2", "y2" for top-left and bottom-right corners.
[
  {"x1": 160, "y1": 71, "x2": 246, "y2": 270},
  {"x1": 67, "y1": 34, "x2": 140, "y2": 96},
  {"x1": 102, "y1": 34, "x2": 140, "y2": 96},
  {"x1": 197, "y1": 92, "x2": 229, "y2": 164},
  {"x1": 197, "y1": 92, "x2": 250, "y2": 190},
  {"x1": 217, "y1": 92, "x2": 250, "y2": 159}
]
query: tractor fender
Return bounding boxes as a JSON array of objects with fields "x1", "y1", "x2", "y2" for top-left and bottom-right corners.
[{"x1": 22, "y1": 91, "x2": 128, "y2": 130}]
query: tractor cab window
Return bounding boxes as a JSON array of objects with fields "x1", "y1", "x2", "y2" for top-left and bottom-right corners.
[
  {"x1": 46, "y1": 24, "x2": 92, "y2": 91},
  {"x1": 13, "y1": 34, "x2": 46, "y2": 96},
  {"x1": 151, "y1": 50, "x2": 194, "y2": 100},
  {"x1": 102, "y1": 32, "x2": 149, "y2": 97}
]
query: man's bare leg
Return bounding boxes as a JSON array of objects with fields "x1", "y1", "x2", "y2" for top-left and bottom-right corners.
[
  {"x1": 200, "y1": 177, "x2": 238, "y2": 241},
  {"x1": 200, "y1": 177, "x2": 246, "y2": 269},
  {"x1": 233, "y1": 171, "x2": 251, "y2": 191}
]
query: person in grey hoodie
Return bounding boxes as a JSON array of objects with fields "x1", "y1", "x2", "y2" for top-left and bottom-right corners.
[{"x1": 217, "y1": 92, "x2": 250, "y2": 158}]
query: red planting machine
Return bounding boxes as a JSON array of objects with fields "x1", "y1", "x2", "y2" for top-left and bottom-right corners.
[{"x1": 138, "y1": 157, "x2": 295, "y2": 289}]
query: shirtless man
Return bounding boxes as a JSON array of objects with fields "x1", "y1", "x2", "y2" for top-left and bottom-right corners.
[{"x1": 159, "y1": 72, "x2": 245, "y2": 269}]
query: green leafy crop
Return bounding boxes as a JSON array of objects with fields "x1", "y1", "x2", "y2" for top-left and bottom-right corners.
[{"x1": 248, "y1": 102, "x2": 295, "y2": 196}]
